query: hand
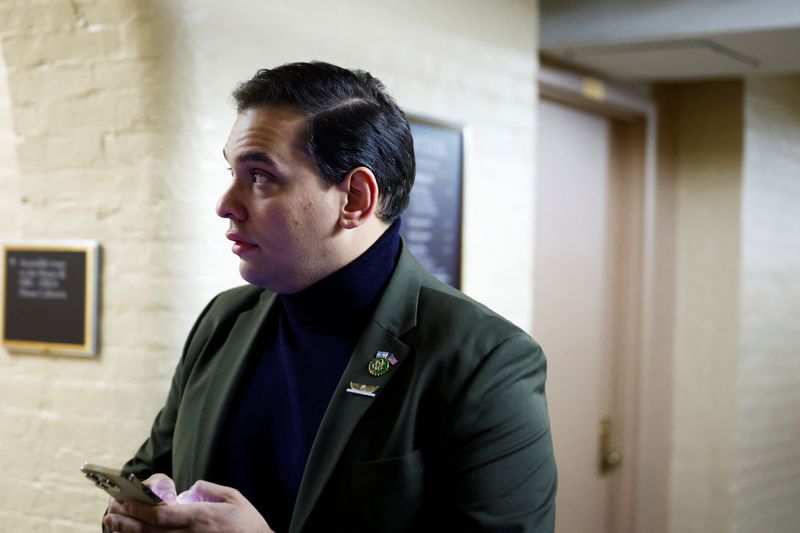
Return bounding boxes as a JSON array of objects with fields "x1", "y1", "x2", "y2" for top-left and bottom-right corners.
[{"x1": 104, "y1": 477, "x2": 273, "y2": 533}]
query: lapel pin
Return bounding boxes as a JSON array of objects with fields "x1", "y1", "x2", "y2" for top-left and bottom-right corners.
[
  {"x1": 372, "y1": 350, "x2": 398, "y2": 368},
  {"x1": 346, "y1": 382, "x2": 379, "y2": 397},
  {"x1": 368, "y1": 354, "x2": 391, "y2": 376}
]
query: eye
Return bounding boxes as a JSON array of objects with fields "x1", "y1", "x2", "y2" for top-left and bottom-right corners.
[
  {"x1": 250, "y1": 169, "x2": 273, "y2": 184},
  {"x1": 226, "y1": 167, "x2": 233, "y2": 176}
]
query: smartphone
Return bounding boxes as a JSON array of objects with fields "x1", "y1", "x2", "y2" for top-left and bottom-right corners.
[{"x1": 81, "y1": 463, "x2": 162, "y2": 505}]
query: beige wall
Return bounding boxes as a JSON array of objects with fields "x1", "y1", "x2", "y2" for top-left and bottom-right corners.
[
  {"x1": 734, "y1": 73, "x2": 800, "y2": 533},
  {"x1": 660, "y1": 75, "x2": 800, "y2": 533},
  {"x1": 658, "y1": 80, "x2": 744, "y2": 533},
  {"x1": 0, "y1": 0, "x2": 539, "y2": 530}
]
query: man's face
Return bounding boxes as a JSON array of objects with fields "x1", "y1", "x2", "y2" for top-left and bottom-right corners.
[{"x1": 217, "y1": 106, "x2": 345, "y2": 294}]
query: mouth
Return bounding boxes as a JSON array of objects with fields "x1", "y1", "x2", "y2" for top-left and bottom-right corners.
[{"x1": 226, "y1": 232, "x2": 258, "y2": 255}]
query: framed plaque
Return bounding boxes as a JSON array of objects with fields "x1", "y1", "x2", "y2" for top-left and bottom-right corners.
[
  {"x1": 2, "y1": 240, "x2": 100, "y2": 356},
  {"x1": 403, "y1": 115, "x2": 465, "y2": 288}
]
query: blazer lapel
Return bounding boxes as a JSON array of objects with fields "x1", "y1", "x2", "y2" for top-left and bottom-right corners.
[
  {"x1": 179, "y1": 291, "x2": 277, "y2": 485},
  {"x1": 289, "y1": 246, "x2": 424, "y2": 532}
]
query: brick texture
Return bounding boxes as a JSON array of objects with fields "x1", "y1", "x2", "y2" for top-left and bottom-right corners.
[
  {"x1": 0, "y1": 0, "x2": 170, "y2": 530},
  {"x1": 734, "y1": 73, "x2": 800, "y2": 533},
  {"x1": 665, "y1": 75, "x2": 800, "y2": 533}
]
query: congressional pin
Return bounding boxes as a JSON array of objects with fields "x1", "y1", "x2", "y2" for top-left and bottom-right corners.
[
  {"x1": 346, "y1": 382, "x2": 379, "y2": 398},
  {"x1": 368, "y1": 356, "x2": 391, "y2": 377}
]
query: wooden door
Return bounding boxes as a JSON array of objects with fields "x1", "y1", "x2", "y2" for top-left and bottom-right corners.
[{"x1": 534, "y1": 98, "x2": 643, "y2": 533}]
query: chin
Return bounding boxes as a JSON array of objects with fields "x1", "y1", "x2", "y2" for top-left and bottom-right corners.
[
  {"x1": 238, "y1": 264, "x2": 286, "y2": 293},
  {"x1": 239, "y1": 263, "x2": 267, "y2": 286}
]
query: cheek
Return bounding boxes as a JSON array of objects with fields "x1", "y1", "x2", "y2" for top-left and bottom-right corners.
[
  {"x1": 298, "y1": 196, "x2": 335, "y2": 228},
  {"x1": 280, "y1": 201, "x2": 318, "y2": 244},
  {"x1": 315, "y1": 192, "x2": 343, "y2": 222},
  {"x1": 251, "y1": 203, "x2": 291, "y2": 243}
]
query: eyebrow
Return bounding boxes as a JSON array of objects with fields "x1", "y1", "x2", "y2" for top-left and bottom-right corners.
[{"x1": 222, "y1": 148, "x2": 278, "y2": 167}]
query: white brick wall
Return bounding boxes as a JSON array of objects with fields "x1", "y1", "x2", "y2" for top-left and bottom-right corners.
[
  {"x1": 733, "y1": 73, "x2": 800, "y2": 533},
  {"x1": 0, "y1": 1, "x2": 174, "y2": 530}
]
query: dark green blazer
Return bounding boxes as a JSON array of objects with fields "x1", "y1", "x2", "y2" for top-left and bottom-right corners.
[{"x1": 123, "y1": 245, "x2": 556, "y2": 532}]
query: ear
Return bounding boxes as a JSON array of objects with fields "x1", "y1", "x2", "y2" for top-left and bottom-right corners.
[{"x1": 337, "y1": 167, "x2": 380, "y2": 229}]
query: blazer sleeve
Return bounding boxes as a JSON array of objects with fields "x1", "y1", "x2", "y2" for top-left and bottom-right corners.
[{"x1": 444, "y1": 333, "x2": 557, "y2": 532}]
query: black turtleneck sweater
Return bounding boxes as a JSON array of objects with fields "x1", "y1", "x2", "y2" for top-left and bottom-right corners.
[{"x1": 210, "y1": 220, "x2": 401, "y2": 533}]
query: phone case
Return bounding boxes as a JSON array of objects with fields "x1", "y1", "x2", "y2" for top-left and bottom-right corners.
[{"x1": 81, "y1": 463, "x2": 162, "y2": 505}]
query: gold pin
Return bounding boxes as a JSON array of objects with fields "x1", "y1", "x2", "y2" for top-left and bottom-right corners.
[{"x1": 346, "y1": 382, "x2": 379, "y2": 397}]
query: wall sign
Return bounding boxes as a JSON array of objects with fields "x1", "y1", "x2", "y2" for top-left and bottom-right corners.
[
  {"x1": 402, "y1": 115, "x2": 465, "y2": 288},
  {"x1": 2, "y1": 240, "x2": 100, "y2": 356}
]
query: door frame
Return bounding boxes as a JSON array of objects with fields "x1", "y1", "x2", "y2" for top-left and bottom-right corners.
[{"x1": 537, "y1": 63, "x2": 674, "y2": 533}]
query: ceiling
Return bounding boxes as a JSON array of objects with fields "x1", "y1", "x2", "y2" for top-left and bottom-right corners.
[{"x1": 541, "y1": 14, "x2": 800, "y2": 82}]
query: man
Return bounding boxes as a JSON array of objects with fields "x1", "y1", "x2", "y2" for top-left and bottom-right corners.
[{"x1": 104, "y1": 61, "x2": 556, "y2": 533}]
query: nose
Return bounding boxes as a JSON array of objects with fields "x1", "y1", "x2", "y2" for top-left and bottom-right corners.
[{"x1": 216, "y1": 181, "x2": 246, "y2": 221}]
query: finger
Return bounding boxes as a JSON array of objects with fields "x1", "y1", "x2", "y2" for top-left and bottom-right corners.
[
  {"x1": 120, "y1": 500, "x2": 193, "y2": 529},
  {"x1": 108, "y1": 496, "x2": 126, "y2": 514},
  {"x1": 104, "y1": 511, "x2": 145, "y2": 533},
  {"x1": 104, "y1": 511, "x2": 187, "y2": 533},
  {"x1": 144, "y1": 474, "x2": 178, "y2": 504},
  {"x1": 120, "y1": 500, "x2": 168, "y2": 526},
  {"x1": 176, "y1": 480, "x2": 238, "y2": 504}
]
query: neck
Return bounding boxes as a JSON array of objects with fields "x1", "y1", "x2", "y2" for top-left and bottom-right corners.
[
  {"x1": 279, "y1": 218, "x2": 402, "y2": 330},
  {"x1": 337, "y1": 217, "x2": 392, "y2": 268},
  {"x1": 282, "y1": 218, "x2": 392, "y2": 295}
]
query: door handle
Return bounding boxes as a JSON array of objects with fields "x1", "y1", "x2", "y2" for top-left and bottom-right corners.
[{"x1": 599, "y1": 416, "x2": 622, "y2": 474}]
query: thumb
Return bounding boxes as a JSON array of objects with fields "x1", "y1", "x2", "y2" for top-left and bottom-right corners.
[
  {"x1": 144, "y1": 474, "x2": 178, "y2": 504},
  {"x1": 176, "y1": 480, "x2": 237, "y2": 504}
]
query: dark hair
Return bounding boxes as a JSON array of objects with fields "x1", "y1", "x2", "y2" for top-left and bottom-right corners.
[{"x1": 231, "y1": 61, "x2": 415, "y2": 222}]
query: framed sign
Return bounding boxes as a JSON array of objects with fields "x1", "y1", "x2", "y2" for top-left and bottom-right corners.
[
  {"x1": 402, "y1": 115, "x2": 465, "y2": 288},
  {"x1": 2, "y1": 240, "x2": 100, "y2": 356}
]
